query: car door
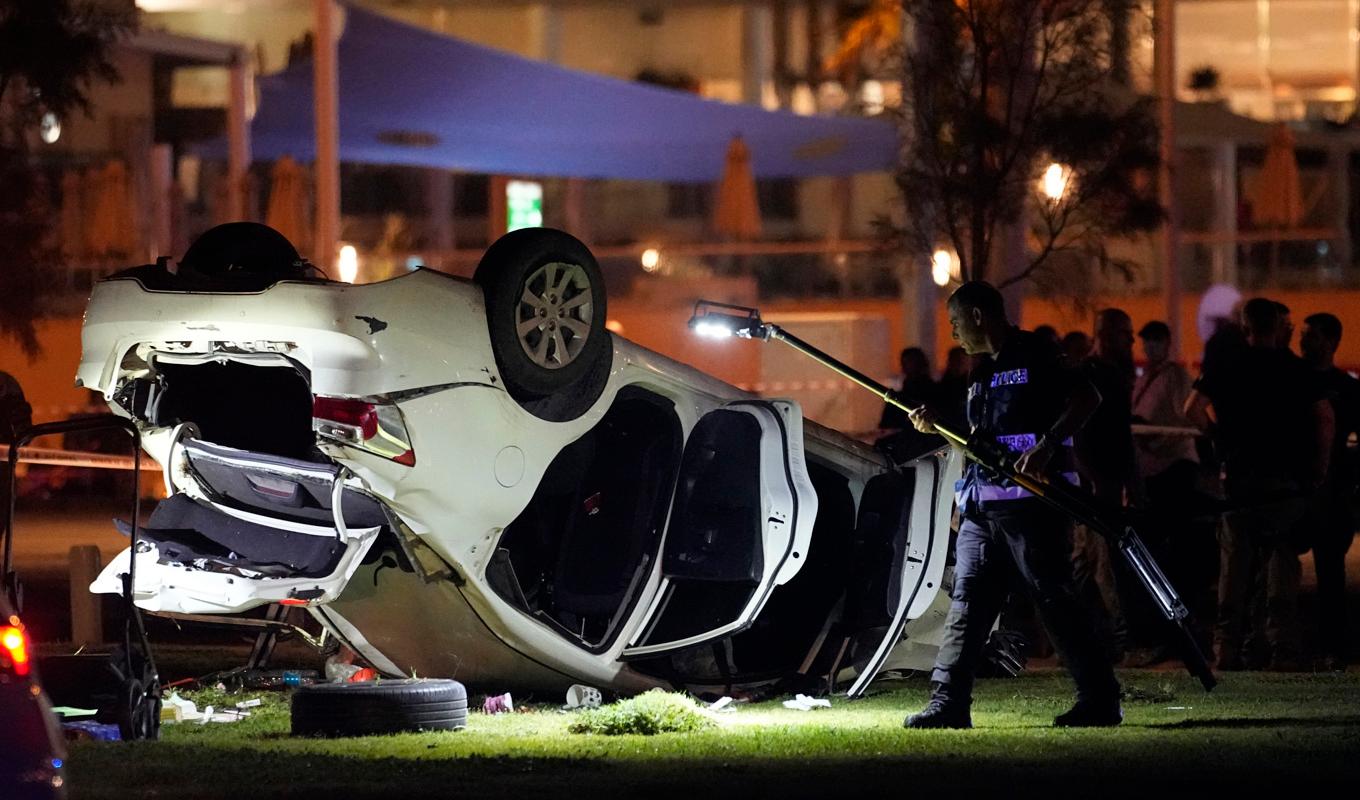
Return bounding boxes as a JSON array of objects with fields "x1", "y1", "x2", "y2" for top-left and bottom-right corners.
[
  {"x1": 622, "y1": 399, "x2": 818, "y2": 658},
  {"x1": 843, "y1": 445, "x2": 961, "y2": 696}
]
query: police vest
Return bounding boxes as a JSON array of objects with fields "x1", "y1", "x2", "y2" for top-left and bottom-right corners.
[{"x1": 957, "y1": 329, "x2": 1079, "y2": 506}]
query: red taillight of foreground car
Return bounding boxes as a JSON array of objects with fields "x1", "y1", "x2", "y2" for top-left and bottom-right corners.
[
  {"x1": 1, "y1": 617, "x2": 32, "y2": 677},
  {"x1": 313, "y1": 395, "x2": 416, "y2": 466}
]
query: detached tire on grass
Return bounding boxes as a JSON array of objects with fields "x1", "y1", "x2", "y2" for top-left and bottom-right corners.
[{"x1": 290, "y1": 679, "x2": 468, "y2": 737}]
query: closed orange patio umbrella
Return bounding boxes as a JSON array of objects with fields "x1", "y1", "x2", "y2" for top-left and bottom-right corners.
[
  {"x1": 88, "y1": 160, "x2": 137, "y2": 259},
  {"x1": 265, "y1": 156, "x2": 311, "y2": 252},
  {"x1": 60, "y1": 169, "x2": 85, "y2": 260},
  {"x1": 713, "y1": 135, "x2": 762, "y2": 241},
  {"x1": 1252, "y1": 123, "x2": 1304, "y2": 276}
]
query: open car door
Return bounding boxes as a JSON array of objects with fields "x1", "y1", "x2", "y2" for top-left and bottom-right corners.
[
  {"x1": 622, "y1": 400, "x2": 817, "y2": 658},
  {"x1": 842, "y1": 446, "x2": 959, "y2": 696},
  {"x1": 91, "y1": 437, "x2": 384, "y2": 614}
]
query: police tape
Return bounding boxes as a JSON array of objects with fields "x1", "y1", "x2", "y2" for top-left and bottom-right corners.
[
  {"x1": 0, "y1": 426, "x2": 1198, "y2": 473},
  {"x1": 0, "y1": 444, "x2": 161, "y2": 472}
]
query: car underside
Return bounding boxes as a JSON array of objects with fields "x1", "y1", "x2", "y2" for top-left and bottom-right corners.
[{"x1": 79, "y1": 224, "x2": 963, "y2": 697}]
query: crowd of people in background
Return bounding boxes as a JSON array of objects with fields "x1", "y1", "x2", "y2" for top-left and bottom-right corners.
[{"x1": 878, "y1": 298, "x2": 1359, "y2": 672}]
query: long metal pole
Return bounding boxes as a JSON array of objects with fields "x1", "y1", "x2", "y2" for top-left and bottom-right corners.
[
  {"x1": 760, "y1": 322, "x2": 1215, "y2": 689},
  {"x1": 313, "y1": 0, "x2": 341, "y2": 271}
]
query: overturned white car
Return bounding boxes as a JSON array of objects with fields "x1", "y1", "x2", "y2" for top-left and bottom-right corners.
[{"x1": 80, "y1": 223, "x2": 964, "y2": 696}]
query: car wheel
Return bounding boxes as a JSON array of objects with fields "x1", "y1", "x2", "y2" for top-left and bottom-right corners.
[
  {"x1": 179, "y1": 222, "x2": 305, "y2": 278},
  {"x1": 116, "y1": 677, "x2": 160, "y2": 741},
  {"x1": 290, "y1": 678, "x2": 468, "y2": 737},
  {"x1": 474, "y1": 228, "x2": 611, "y2": 415}
]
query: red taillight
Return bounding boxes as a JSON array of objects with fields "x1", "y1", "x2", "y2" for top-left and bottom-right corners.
[
  {"x1": 312, "y1": 395, "x2": 416, "y2": 466},
  {"x1": 312, "y1": 397, "x2": 379, "y2": 439},
  {"x1": 2, "y1": 619, "x2": 31, "y2": 677}
]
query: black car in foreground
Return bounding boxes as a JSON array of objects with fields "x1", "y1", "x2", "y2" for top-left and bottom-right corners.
[{"x1": 0, "y1": 595, "x2": 67, "y2": 800}]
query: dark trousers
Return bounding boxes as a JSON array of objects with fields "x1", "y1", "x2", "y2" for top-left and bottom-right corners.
[
  {"x1": 1141, "y1": 461, "x2": 1217, "y2": 649},
  {"x1": 1217, "y1": 476, "x2": 1309, "y2": 664},
  {"x1": 931, "y1": 502, "x2": 1121, "y2": 705},
  {"x1": 1312, "y1": 494, "x2": 1355, "y2": 662}
]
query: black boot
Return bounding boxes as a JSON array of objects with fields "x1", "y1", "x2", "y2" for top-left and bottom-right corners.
[
  {"x1": 1053, "y1": 699, "x2": 1123, "y2": 728},
  {"x1": 904, "y1": 694, "x2": 972, "y2": 730}
]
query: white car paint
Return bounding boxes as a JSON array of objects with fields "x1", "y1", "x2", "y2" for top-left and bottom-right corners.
[{"x1": 80, "y1": 266, "x2": 963, "y2": 695}]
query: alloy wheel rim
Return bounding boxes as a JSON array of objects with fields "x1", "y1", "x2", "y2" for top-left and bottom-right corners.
[{"x1": 515, "y1": 261, "x2": 594, "y2": 369}]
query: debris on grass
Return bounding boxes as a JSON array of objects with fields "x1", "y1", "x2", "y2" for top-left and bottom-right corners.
[
  {"x1": 567, "y1": 689, "x2": 714, "y2": 735},
  {"x1": 781, "y1": 694, "x2": 832, "y2": 711},
  {"x1": 565, "y1": 684, "x2": 603, "y2": 709},
  {"x1": 484, "y1": 692, "x2": 514, "y2": 714}
]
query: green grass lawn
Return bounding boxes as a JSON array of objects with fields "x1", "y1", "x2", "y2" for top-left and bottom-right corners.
[{"x1": 66, "y1": 670, "x2": 1360, "y2": 798}]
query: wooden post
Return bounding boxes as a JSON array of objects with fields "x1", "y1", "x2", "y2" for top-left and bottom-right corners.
[
  {"x1": 898, "y1": 8, "x2": 940, "y2": 361},
  {"x1": 564, "y1": 178, "x2": 588, "y2": 242},
  {"x1": 227, "y1": 50, "x2": 252, "y2": 222},
  {"x1": 742, "y1": 4, "x2": 773, "y2": 106},
  {"x1": 313, "y1": 0, "x2": 342, "y2": 270},
  {"x1": 488, "y1": 175, "x2": 508, "y2": 244},
  {"x1": 1212, "y1": 141, "x2": 1238, "y2": 285},
  {"x1": 68, "y1": 546, "x2": 103, "y2": 645},
  {"x1": 427, "y1": 169, "x2": 454, "y2": 260},
  {"x1": 1155, "y1": 0, "x2": 1182, "y2": 359},
  {"x1": 1331, "y1": 144, "x2": 1352, "y2": 269},
  {"x1": 150, "y1": 144, "x2": 174, "y2": 259}
]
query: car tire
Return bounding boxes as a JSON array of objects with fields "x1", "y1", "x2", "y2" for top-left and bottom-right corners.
[
  {"x1": 290, "y1": 678, "x2": 468, "y2": 737},
  {"x1": 179, "y1": 222, "x2": 304, "y2": 278},
  {"x1": 474, "y1": 228, "x2": 611, "y2": 417}
]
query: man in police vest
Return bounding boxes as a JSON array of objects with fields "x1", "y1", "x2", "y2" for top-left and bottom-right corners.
[{"x1": 904, "y1": 281, "x2": 1122, "y2": 729}]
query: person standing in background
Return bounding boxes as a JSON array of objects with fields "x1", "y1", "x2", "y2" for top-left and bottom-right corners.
[
  {"x1": 1186, "y1": 299, "x2": 1333, "y2": 671},
  {"x1": 1062, "y1": 331, "x2": 1092, "y2": 366},
  {"x1": 1072, "y1": 309, "x2": 1138, "y2": 662},
  {"x1": 0, "y1": 370, "x2": 32, "y2": 589},
  {"x1": 936, "y1": 346, "x2": 972, "y2": 432},
  {"x1": 879, "y1": 347, "x2": 936, "y2": 432},
  {"x1": 1273, "y1": 302, "x2": 1294, "y2": 353},
  {"x1": 1299, "y1": 312, "x2": 1359, "y2": 670},
  {"x1": 0, "y1": 371, "x2": 30, "y2": 444},
  {"x1": 1130, "y1": 321, "x2": 1211, "y2": 662}
]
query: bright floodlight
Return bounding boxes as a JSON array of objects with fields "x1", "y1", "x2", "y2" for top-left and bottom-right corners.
[
  {"x1": 1041, "y1": 162, "x2": 1072, "y2": 201},
  {"x1": 338, "y1": 245, "x2": 359, "y2": 283},
  {"x1": 40, "y1": 113, "x2": 61, "y2": 144},
  {"x1": 641, "y1": 248, "x2": 661, "y2": 272},
  {"x1": 692, "y1": 320, "x2": 735, "y2": 339},
  {"x1": 688, "y1": 300, "x2": 766, "y2": 340},
  {"x1": 931, "y1": 249, "x2": 954, "y2": 287}
]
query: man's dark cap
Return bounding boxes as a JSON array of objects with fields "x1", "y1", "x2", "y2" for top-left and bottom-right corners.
[{"x1": 1138, "y1": 320, "x2": 1171, "y2": 340}]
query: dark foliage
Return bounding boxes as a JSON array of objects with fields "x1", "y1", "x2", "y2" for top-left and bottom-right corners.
[
  {"x1": 0, "y1": 0, "x2": 135, "y2": 357},
  {"x1": 884, "y1": 0, "x2": 1163, "y2": 288}
]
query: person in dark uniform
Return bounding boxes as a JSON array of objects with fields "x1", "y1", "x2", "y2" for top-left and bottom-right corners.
[
  {"x1": 1185, "y1": 299, "x2": 1332, "y2": 671},
  {"x1": 0, "y1": 371, "x2": 30, "y2": 443},
  {"x1": 0, "y1": 371, "x2": 32, "y2": 555},
  {"x1": 1072, "y1": 309, "x2": 1138, "y2": 661},
  {"x1": 903, "y1": 282, "x2": 1122, "y2": 729},
  {"x1": 1300, "y1": 312, "x2": 1359, "y2": 669},
  {"x1": 879, "y1": 347, "x2": 936, "y2": 431},
  {"x1": 935, "y1": 345, "x2": 972, "y2": 432}
]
